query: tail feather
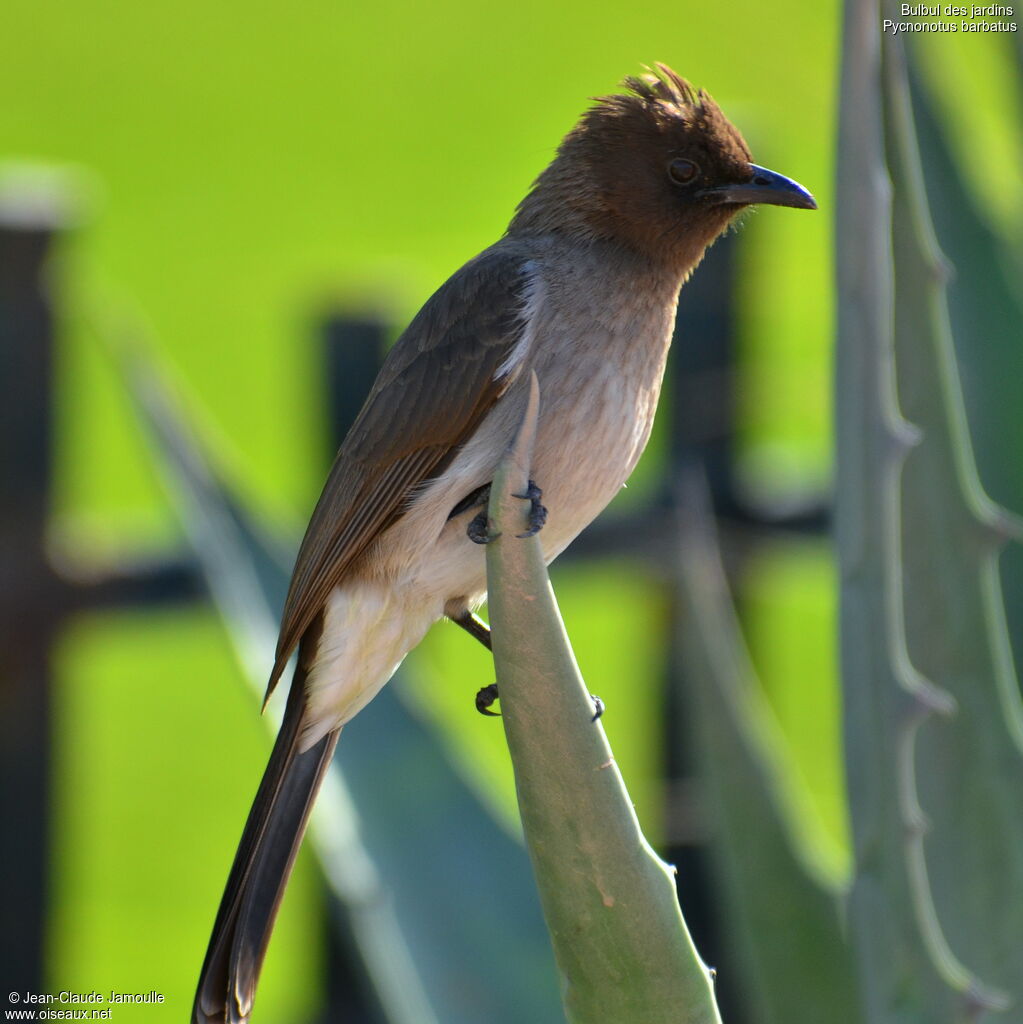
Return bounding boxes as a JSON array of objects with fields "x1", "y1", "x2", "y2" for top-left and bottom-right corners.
[{"x1": 194, "y1": 649, "x2": 340, "y2": 1024}]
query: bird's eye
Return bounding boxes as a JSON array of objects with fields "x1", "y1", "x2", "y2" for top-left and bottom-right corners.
[{"x1": 668, "y1": 158, "x2": 699, "y2": 185}]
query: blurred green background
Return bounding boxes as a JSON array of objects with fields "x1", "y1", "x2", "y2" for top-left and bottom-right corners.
[{"x1": 2, "y1": 1, "x2": 1019, "y2": 1020}]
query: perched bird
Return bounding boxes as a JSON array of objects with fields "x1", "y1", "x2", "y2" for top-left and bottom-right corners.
[{"x1": 194, "y1": 64, "x2": 816, "y2": 1023}]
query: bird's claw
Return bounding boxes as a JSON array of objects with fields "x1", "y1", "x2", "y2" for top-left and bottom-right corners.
[
  {"x1": 474, "y1": 682, "x2": 603, "y2": 722},
  {"x1": 512, "y1": 480, "x2": 548, "y2": 539},
  {"x1": 467, "y1": 512, "x2": 500, "y2": 545},
  {"x1": 476, "y1": 683, "x2": 501, "y2": 716},
  {"x1": 467, "y1": 479, "x2": 544, "y2": 542}
]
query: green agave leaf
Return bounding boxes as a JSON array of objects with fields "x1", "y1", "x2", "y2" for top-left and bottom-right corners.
[
  {"x1": 672, "y1": 470, "x2": 861, "y2": 1024},
  {"x1": 485, "y1": 374, "x2": 722, "y2": 1024},
  {"x1": 837, "y1": 0, "x2": 1022, "y2": 1018},
  {"x1": 836, "y1": 0, "x2": 969, "y2": 1018},
  {"x1": 909, "y1": 62, "x2": 1023, "y2": 680},
  {"x1": 887, "y1": 32, "x2": 1023, "y2": 1011}
]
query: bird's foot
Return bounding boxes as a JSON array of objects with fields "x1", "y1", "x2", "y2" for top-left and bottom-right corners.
[
  {"x1": 467, "y1": 511, "x2": 499, "y2": 545},
  {"x1": 476, "y1": 683, "x2": 501, "y2": 716},
  {"x1": 460, "y1": 480, "x2": 544, "y2": 543},
  {"x1": 475, "y1": 683, "x2": 605, "y2": 722},
  {"x1": 451, "y1": 484, "x2": 499, "y2": 545},
  {"x1": 512, "y1": 480, "x2": 547, "y2": 539}
]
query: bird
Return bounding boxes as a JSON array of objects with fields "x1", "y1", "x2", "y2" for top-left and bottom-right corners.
[{"x1": 193, "y1": 63, "x2": 816, "y2": 1023}]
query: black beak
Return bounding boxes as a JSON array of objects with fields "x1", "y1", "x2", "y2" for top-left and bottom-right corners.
[{"x1": 700, "y1": 164, "x2": 817, "y2": 210}]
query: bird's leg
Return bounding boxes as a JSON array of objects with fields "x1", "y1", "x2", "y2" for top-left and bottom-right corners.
[
  {"x1": 451, "y1": 484, "x2": 573, "y2": 718},
  {"x1": 449, "y1": 484, "x2": 491, "y2": 521},
  {"x1": 450, "y1": 609, "x2": 492, "y2": 651},
  {"x1": 448, "y1": 610, "x2": 502, "y2": 716},
  {"x1": 447, "y1": 609, "x2": 603, "y2": 721},
  {"x1": 511, "y1": 480, "x2": 547, "y2": 539}
]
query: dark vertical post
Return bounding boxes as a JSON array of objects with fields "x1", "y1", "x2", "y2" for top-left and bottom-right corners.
[
  {"x1": 318, "y1": 312, "x2": 388, "y2": 1024},
  {"x1": 323, "y1": 314, "x2": 389, "y2": 448},
  {"x1": 663, "y1": 233, "x2": 745, "y2": 1023},
  {"x1": 669, "y1": 231, "x2": 739, "y2": 512},
  {"x1": 0, "y1": 193, "x2": 67, "y2": 990},
  {"x1": 0, "y1": 175, "x2": 214, "y2": 995}
]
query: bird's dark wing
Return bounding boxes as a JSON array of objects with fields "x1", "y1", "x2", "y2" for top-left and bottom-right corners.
[{"x1": 267, "y1": 249, "x2": 532, "y2": 697}]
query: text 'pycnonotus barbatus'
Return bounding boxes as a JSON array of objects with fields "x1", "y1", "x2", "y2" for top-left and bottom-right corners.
[{"x1": 194, "y1": 63, "x2": 816, "y2": 1023}]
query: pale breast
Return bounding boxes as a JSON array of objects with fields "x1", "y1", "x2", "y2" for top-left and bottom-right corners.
[
  {"x1": 526, "y1": 285, "x2": 676, "y2": 558},
  {"x1": 365, "y1": 240, "x2": 680, "y2": 603}
]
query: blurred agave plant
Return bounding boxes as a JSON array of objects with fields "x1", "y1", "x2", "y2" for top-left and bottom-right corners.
[{"x1": 673, "y1": 1, "x2": 1023, "y2": 1022}]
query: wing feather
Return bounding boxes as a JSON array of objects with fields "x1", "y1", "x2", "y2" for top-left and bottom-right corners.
[{"x1": 266, "y1": 249, "x2": 535, "y2": 696}]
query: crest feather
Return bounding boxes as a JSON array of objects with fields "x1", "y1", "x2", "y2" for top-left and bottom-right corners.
[
  {"x1": 591, "y1": 62, "x2": 727, "y2": 133},
  {"x1": 623, "y1": 63, "x2": 701, "y2": 111}
]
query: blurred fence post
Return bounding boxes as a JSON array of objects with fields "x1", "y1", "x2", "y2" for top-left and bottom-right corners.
[
  {"x1": 662, "y1": 235, "x2": 743, "y2": 1022},
  {"x1": 668, "y1": 232, "x2": 740, "y2": 513},
  {"x1": 0, "y1": 172, "x2": 206, "y2": 991},
  {"x1": 323, "y1": 314, "x2": 388, "y2": 446},
  {"x1": 0, "y1": 181, "x2": 67, "y2": 991},
  {"x1": 320, "y1": 311, "x2": 388, "y2": 1024}
]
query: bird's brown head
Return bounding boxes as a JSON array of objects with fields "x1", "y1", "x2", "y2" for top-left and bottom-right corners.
[{"x1": 509, "y1": 64, "x2": 816, "y2": 274}]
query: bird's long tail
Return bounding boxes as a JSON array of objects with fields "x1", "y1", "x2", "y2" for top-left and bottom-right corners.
[{"x1": 193, "y1": 647, "x2": 340, "y2": 1024}]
